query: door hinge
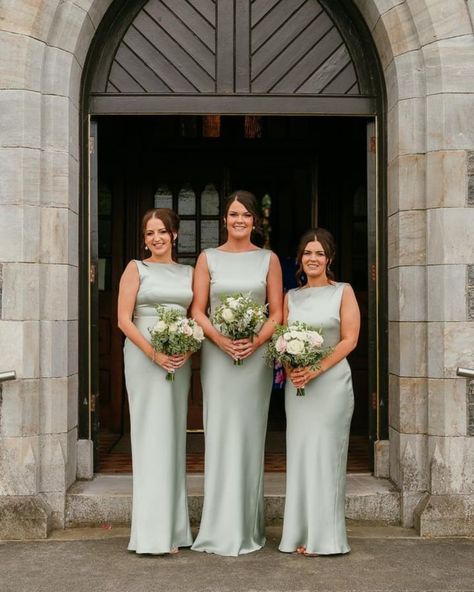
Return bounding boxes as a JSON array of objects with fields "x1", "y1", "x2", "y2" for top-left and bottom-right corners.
[
  {"x1": 91, "y1": 393, "x2": 97, "y2": 413},
  {"x1": 371, "y1": 264, "x2": 376, "y2": 282},
  {"x1": 372, "y1": 392, "x2": 377, "y2": 410},
  {"x1": 369, "y1": 135, "x2": 376, "y2": 153},
  {"x1": 90, "y1": 264, "x2": 96, "y2": 284},
  {"x1": 89, "y1": 136, "x2": 95, "y2": 154}
]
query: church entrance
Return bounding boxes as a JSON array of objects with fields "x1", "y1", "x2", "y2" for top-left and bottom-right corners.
[{"x1": 94, "y1": 114, "x2": 372, "y2": 473}]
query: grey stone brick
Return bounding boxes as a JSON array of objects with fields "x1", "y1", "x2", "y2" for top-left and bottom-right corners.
[
  {"x1": 469, "y1": 153, "x2": 474, "y2": 206},
  {"x1": 0, "y1": 262, "x2": 2, "y2": 317},
  {"x1": 468, "y1": 265, "x2": 474, "y2": 286}
]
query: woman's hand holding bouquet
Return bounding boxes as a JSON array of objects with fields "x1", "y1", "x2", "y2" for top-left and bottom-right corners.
[
  {"x1": 149, "y1": 305, "x2": 205, "y2": 381},
  {"x1": 267, "y1": 321, "x2": 331, "y2": 396},
  {"x1": 211, "y1": 293, "x2": 267, "y2": 365}
]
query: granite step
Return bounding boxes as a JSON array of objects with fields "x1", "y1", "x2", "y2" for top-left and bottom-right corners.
[{"x1": 65, "y1": 473, "x2": 400, "y2": 528}]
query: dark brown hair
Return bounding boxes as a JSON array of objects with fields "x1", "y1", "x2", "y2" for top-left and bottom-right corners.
[
  {"x1": 295, "y1": 228, "x2": 336, "y2": 286},
  {"x1": 222, "y1": 190, "x2": 263, "y2": 244},
  {"x1": 141, "y1": 208, "x2": 179, "y2": 260}
]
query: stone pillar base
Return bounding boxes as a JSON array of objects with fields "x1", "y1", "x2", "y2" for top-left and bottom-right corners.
[
  {"x1": 76, "y1": 439, "x2": 94, "y2": 480},
  {"x1": 0, "y1": 496, "x2": 52, "y2": 540},
  {"x1": 414, "y1": 494, "x2": 474, "y2": 536},
  {"x1": 374, "y1": 440, "x2": 389, "y2": 478}
]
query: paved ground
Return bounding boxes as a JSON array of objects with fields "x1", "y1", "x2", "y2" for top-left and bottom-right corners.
[{"x1": 1, "y1": 526, "x2": 473, "y2": 592}]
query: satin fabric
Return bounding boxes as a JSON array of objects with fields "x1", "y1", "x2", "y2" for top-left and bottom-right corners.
[
  {"x1": 279, "y1": 283, "x2": 354, "y2": 555},
  {"x1": 191, "y1": 248, "x2": 273, "y2": 556},
  {"x1": 124, "y1": 261, "x2": 193, "y2": 554}
]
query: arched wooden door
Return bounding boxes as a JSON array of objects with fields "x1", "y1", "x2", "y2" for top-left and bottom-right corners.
[{"x1": 80, "y1": 0, "x2": 387, "y2": 468}]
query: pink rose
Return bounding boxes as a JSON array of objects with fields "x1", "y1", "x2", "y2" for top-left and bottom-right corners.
[{"x1": 275, "y1": 335, "x2": 287, "y2": 354}]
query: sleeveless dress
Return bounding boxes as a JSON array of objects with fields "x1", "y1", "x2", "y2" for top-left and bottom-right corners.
[
  {"x1": 191, "y1": 248, "x2": 273, "y2": 556},
  {"x1": 279, "y1": 283, "x2": 354, "y2": 555},
  {"x1": 124, "y1": 261, "x2": 193, "y2": 554}
]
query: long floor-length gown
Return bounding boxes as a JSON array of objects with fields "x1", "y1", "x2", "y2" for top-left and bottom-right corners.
[
  {"x1": 279, "y1": 283, "x2": 354, "y2": 555},
  {"x1": 124, "y1": 260, "x2": 194, "y2": 554},
  {"x1": 191, "y1": 248, "x2": 273, "y2": 556}
]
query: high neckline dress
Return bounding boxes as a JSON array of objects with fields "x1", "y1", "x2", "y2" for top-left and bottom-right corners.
[
  {"x1": 279, "y1": 283, "x2": 354, "y2": 555},
  {"x1": 191, "y1": 248, "x2": 273, "y2": 556},
  {"x1": 124, "y1": 260, "x2": 193, "y2": 554}
]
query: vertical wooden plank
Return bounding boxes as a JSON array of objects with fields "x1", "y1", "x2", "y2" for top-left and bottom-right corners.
[
  {"x1": 235, "y1": 0, "x2": 250, "y2": 92},
  {"x1": 216, "y1": 0, "x2": 234, "y2": 92}
]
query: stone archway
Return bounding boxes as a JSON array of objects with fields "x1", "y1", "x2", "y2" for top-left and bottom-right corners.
[{"x1": 0, "y1": 0, "x2": 473, "y2": 537}]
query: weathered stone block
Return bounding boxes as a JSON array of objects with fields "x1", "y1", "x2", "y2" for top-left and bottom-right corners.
[
  {"x1": 388, "y1": 210, "x2": 426, "y2": 268},
  {"x1": 2, "y1": 263, "x2": 40, "y2": 320},
  {"x1": 40, "y1": 491, "x2": 65, "y2": 530},
  {"x1": 352, "y1": 0, "x2": 404, "y2": 33},
  {"x1": 468, "y1": 152, "x2": 474, "y2": 206},
  {"x1": 0, "y1": 204, "x2": 40, "y2": 263},
  {"x1": 374, "y1": 439, "x2": 390, "y2": 478},
  {"x1": 427, "y1": 378, "x2": 467, "y2": 437},
  {"x1": 39, "y1": 264, "x2": 78, "y2": 321},
  {"x1": 42, "y1": 45, "x2": 79, "y2": 103},
  {"x1": 423, "y1": 36, "x2": 474, "y2": 96},
  {"x1": 427, "y1": 94, "x2": 474, "y2": 152},
  {"x1": 426, "y1": 151, "x2": 467, "y2": 209},
  {"x1": 427, "y1": 208, "x2": 474, "y2": 265},
  {"x1": 385, "y1": 49, "x2": 424, "y2": 111},
  {"x1": 426, "y1": 265, "x2": 467, "y2": 322},
  {"x1": 38, "y1": 432, "x2": 68, "y2": 493},
  {"x1": 42, "y1": 94, "x2": 70, "y2": 154},
  {"x1": 373, "y1": 2, "x2": 419, "y2": 70},
  {"x1": 387, "y1": 154, "x2": 426, "y2": 215},
  {"x1": 39, "y1": 320, "x2": 69, "y2": 378},
  {"x1": 389, "y1": 428, "x2": 428, "y2": 491},
  {"x1": 0, "y1": 435, "x2": 39, "y2": 495},
  {"x1": 40, "y1": 150, "x2": 70, "y2": 209},
  {"x1": 0, "y1": 379, "x2": 40, "y2": 438},
  {"x1": 429, "y1": 436, "x2": 474, "y2": 495},
  {"x1": 68, "y1": 321, "x2": 79, "y2": 376},
  {"x1": 77, "y1": 439, "x2": 93, "y2": 480},
  {"x1": 410, "y1": 0, "x2": 472, "y2": 46},
  {"x1": 40, "y1": 207, "x2": 69, "y2": 264},
  {"x1": 427, "y1": 321, "x2": 474, "y2": 379},
  {"x1": 39, "y1": 377, "x2": 69, "y2": 434},
  {"x1": 73, "y1": 0, "x2": 114, "y2": 29},
  {"x1": 388, "y1": 266, "x2": 426, "y2": 322},
  {"x1": 0, "y1": 320, "x2": 40, "y2": 379},
  {"x1": 388, "y1": 321, "x2": 427, "y2": 377},
  {"x1": 0, "y1": 495, "x2": 51, "y2": 540},
  {"x1": 47, "y1": 1, "x2": 96, "y2": 68},
  {"x1": 0, "y1": 90, "x2": 41, "y2": 149},
  {"x1": 389, "y1": 375, "x2": 427, "y2": 434},
  {"x1": 0, "y1": 30, "x2": 44, "y2": 91},
  {"x1": 0, "y1": 0, "x2": 56, "y2": 39},
  {"x1": 415, "y1": 493, "x2": 474, "y2": 536},
  {"x1": 68, "y1": 374, "x2": 79, "y2": 431},
  {"x1": 0, "y1": 147, "x2": 41, "y2": 206},
  {"x1": 387, "y1": 98, "x2": 426, "y2": 162}
]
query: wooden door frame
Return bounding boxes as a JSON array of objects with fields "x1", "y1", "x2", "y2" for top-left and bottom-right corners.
[{"x1": 78, "y1": 0, "x2": 389, "y2": 469}]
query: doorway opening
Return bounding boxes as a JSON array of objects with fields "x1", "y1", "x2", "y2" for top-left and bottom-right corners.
[{"x1": 95, "y1": 114, "x2": 371, "y2": 473}]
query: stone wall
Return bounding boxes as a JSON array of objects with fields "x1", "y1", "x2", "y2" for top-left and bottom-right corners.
[{"x1": 0, "y1": 0, "x2": 473, "y2": 537}]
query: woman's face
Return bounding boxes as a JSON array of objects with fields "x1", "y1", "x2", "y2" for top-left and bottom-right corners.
[
  {"x1": 225, "y1": 199, "x2": 254, "y2": 240},
  {"x1": 301, "y1": 240, "x2": 329, "y2": 280},
  {"x1": 144, "y1": 217, "x2": 174, "y2": 258}
]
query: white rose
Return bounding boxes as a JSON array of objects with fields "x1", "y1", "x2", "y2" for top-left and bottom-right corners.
[
  {"x1": 182, "y1": 324, "x2": 193, "y2": 336},
  {"x1": 192, "y1": 324, "x2": 204, "y2": 341},
  {"x1": 286, "y1": 339, "x2": 304, "y2": 355},
  {"x1": 222, "y1": 308, "x2": 235, "y2": 322},
  {"x1": 169, "y1": 323, "x2": 178, "y2": 333},
  {"x1": 153, "y1": 320, "x2": 167, "y2": 333},
  {"x1": 228, "y1": 298, "x2": 240, "y2": 310},
  {"x1": 283, "y1": 332, "x2": 291, "y2": 340}
]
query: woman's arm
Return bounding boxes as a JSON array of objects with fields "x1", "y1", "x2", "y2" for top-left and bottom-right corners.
[
  {"x1": 190, "y1": 252, "x2": 237, "y2": 359},
  {"x1": 290, "y1": 284, "x2": 360, "y2": 388},
  {"x1": 237, "y1": 251, "x2": 283, "y2": 360},
  {"x1": 117, "y1": 261, "x2": 182, "y2": 372}
]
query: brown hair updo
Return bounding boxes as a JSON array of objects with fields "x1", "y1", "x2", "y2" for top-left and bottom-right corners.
[
  {"x1": 141, "y1": 208, "x2": 179, "y2": 260},
  {"x1": 295, "y1": 228, "x2": 336, "y2": 286},
  {"x1": 222, "y1": 190, "x2": 263, "y2": 244}
]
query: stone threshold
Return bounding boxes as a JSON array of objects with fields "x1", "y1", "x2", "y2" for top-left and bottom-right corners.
[{"x1": 66, "y1": 473, "x2": 400, "y2": 527}]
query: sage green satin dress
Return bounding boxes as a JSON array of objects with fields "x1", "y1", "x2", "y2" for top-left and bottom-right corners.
[
  {"x1": 124, "y1": 260, "x2": 193, "y2": 554},
  {"x1": 191, "y1": 248, "x2": 273, "y2": 556},
  {"x1": 279, "y1": 283, "x2": 354, "y2": 555}
]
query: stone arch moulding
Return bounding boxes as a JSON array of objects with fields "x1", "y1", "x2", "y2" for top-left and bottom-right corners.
[{"x1": 79, "y1": 0, "x2": 388, "y2": 459}]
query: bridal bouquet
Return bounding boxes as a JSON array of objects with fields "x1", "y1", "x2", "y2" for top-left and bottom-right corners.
[
  {"x1": 267, "y1": 321, "x2": 330, "y2": 396},
  {"x1": 211, "y1": 293, "x2": 267, "y2": 365},
  {"x1": 149, "y1": 305, "x2": 205, "y2": 381}
]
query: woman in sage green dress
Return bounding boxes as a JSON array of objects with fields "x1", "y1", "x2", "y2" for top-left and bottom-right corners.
[
  {"x1": 191, "y1": 191, "x2": 282, "y2": 556},
  {"x1": 279, "y1": 228, "x2": 360, "y2": 556},
  {"x1": 118, "y1": 208, "x2": 193, "y2": 554}
]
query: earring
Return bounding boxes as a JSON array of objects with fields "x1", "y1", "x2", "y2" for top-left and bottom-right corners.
[
  {"x1": 144, "y1": 245, "x2": 149, "y2": 251},
  {"x1": 253, "y1": 226, "x2": 256, "y2": 230}
]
